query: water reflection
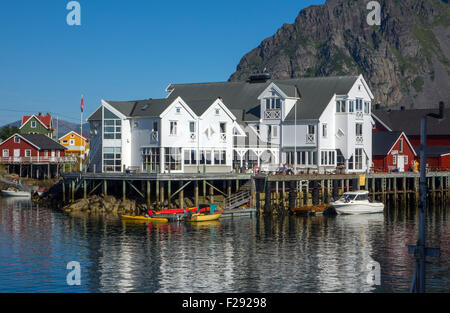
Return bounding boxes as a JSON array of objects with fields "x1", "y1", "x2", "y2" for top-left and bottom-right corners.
[{"x1": 0, "y1": 197, "x2": 449, "y2": 293}]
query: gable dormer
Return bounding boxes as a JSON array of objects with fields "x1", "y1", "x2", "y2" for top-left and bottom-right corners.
[{"x1": 258, "y1": 83, "x2": 287, "y2": 121}]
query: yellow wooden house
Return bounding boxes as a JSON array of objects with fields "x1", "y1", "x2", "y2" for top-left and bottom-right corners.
[{"x1": 59, "y1": 131, "x2": 90, "y2": 158}]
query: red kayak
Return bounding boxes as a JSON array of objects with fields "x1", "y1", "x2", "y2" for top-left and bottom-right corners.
[{"x1": 154, "y1": 205, "x2": 210, "y2": 215}]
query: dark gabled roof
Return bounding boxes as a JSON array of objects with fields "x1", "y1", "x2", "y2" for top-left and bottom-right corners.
[
  {"x1": 372, "y1": 131, "x2": 404, "y2": 155},
  {"x1": 413, "y1": 145, "x2": 450, "y2": 157},
  {"x1": 373, "y1": 108, "x2": 450, "y2": 136},
  {"x1": 104, "y1": 99, "x2": 172, "y2": 118},
  {"x1": 167, "y1": 76, "x2": 359, "y2": 121},
  {"x1": 88, "y1": 106, "x2": 102, "y2": 121},
  {"x1": 20, "y1": 134, "x2": 66, "y2": 150}
]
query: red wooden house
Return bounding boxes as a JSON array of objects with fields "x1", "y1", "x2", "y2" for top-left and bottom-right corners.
[
  {"x1": 372, "y1": 131, "x2": 417, "y2": 172},
  {"x1": 372, "y1": 108, "x2": 450, "y2": 170},
  {"x1": 0, "y1": 133, "x2": 66, "y2": 164}
]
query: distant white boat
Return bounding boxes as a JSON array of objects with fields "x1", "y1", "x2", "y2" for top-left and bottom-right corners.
[
  {"x1": 1, "y1": 189, "x2": 32, "y2": 198},
  {"x1": 330, "y1": 190, "x2": 384, "y2": 215}
]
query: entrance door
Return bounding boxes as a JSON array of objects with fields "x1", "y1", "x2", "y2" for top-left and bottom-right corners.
[
  {"x1": 14, "y1": 149, "x2": 20, "y2": 162},
  {"x1": 397, "y1": 156, "x2": 405, "y2": 172}
]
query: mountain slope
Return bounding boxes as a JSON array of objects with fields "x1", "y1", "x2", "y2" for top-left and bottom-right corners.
[{"x1": 229, "y1": 0, "x2": 450, "y2": 109}]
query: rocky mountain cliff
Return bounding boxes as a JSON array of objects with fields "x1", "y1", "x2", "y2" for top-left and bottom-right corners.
[{"x1": 229, "y1": 0, "x2": 450, "y2": 109}]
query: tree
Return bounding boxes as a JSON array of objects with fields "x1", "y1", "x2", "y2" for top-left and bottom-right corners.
[{"x1": 0, "y1": 125, "x2": 19, "y2": 141}]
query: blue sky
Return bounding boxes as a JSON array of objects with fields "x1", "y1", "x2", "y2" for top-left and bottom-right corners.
[{"x1": 0, "y1": 0, "x2": 325, "y2": 125}]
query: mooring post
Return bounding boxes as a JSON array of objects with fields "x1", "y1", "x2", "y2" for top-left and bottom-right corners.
[
  {"x1": 312, "y1": 181, "x2": 319, "y2": 206},
  {"x1": 289, "y1": 180, "x2": 296, "y2": 210},
  {"x1": 103, "y1": 180, "x2": 107, "y2": 196},
  {"x1": 122, "y1": 180, "x2": 126, "y2": 202},
  {"x1": 393, "y1": 176, "x2": 397, "y2": 204},
  {"x1": 83, "y1": 179, "x2": 87, "y2": 199},
  {"x1": 160, "y1": 182, "x2": 164, "y2": 206},
  {"x1": 62, "y1": 181, "x2": 66, "y2": 203},
  {"x1": 194, "y1": 180, "x2": 199, "y2": 207},
  {"x1": 321, "y1": 180, "x2": 325, "y2": 204},
  {"x1": 179, "y1": 181, "x2": 184, "y2": 209},
  {"x1": 168, "y1": 180, "x2": 172, "y2": 209},
  {"x1": 146, "y1": 181, "x2": 151, "y2": 208},
  {"x1": 275, "y1": 181, "x2": 279, "y2": 207},
  {"x1": 282, "y1": 181, "x2": 286, "y2": 209},
  {"x1": 71, "y1": 180, "x2": 75, "y2": 203},
  {"x1": 209, "y1": 184, "x2": 214, "y2": 204},
  {"x1": 264, "y1": 180, "x2": 272, "y2": 214},
  {"x1": 156, "y1": 180, "x2": 160, "y2": 207},
  {"x1": 227, "y1": 180, "x2": 232, "y2": 198},
  {"x1": 203, "y1": 180, "x2": 207, "y2": 202}
]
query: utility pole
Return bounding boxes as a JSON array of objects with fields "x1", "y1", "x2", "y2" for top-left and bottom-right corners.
[{"x1": 408, "y1": 101, "x2": 443, "y2": 293}]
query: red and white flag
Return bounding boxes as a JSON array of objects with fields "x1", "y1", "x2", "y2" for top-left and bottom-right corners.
[{"x1": 81, "y1": 94, "x2": 84, "y2": 112}]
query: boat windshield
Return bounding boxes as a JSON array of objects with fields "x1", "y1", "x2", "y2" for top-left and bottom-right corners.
[
  {"x1": 339, "y1": 194, "x2": 356, "y2": 202},
  {"x1": 355, "y1": 194, "x2": 368, "y2": 201}
]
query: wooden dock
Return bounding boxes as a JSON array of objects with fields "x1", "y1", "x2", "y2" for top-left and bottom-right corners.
[{"x1": 60, "y1": 171, "x2": 450, "y2": 214}]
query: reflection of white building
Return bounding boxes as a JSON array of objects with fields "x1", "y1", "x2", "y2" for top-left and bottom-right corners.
[{"x1": 88, "y1": 74, "x2": 374, "y2": 174}]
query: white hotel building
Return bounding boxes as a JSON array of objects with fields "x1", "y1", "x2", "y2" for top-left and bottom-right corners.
[{"x1": 87, "y1": 74, "x2": 374, "y2": 174}]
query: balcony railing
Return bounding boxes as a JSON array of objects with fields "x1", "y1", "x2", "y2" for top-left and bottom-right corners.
[
  {"x1": 356, "y1": 136, "x2": 364, "y2": 145},
  {"x1": 264, "y1": 110, "x2": 281, "y2": 120},
  {"x1": 220, "y1": 133, "x2": 227, "y2": 142},
  {"x1": 0, "y1": 156, "x2": 78, "y2": 164},
  {"x1": 190, "y1": 132, "x2": 196, "y2": 141},
  {"x1": 356, "y1": 111, "x2": 364, "y2": 120},
  {"x1": 306, "y1": 134, "x2": 316, "y2": 144}
]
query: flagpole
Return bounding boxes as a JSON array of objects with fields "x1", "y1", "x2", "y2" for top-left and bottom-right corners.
[{"x1": 80, "y1": 94, "x2": 83, "y2": 173}]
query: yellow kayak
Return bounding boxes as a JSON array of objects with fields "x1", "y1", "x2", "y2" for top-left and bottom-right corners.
[
  {"x1": 121, "y1": 215, "x2": 168, "y2": 223},
  {"x1": 186, "y1": 212, "x2": 222, "y2": 222}
]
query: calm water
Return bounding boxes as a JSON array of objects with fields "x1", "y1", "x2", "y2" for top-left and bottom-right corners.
[{"x1": 0, "y1": 197, "x2": 449, "y2": 293}]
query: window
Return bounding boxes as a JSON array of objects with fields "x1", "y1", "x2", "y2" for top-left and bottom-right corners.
[
  {"x1": 165, "y1": 147, "x2": 182, "y2": 171},
  {"x1": 320, "y1": 151, "x2": 335, "y2": 166},
  {"x1": 336, "y1": 100, "x2": 346, "y2": 113},
  {"x1": 70, "y1": 139, "x2": 75, "y2": 145},
  {"x1": 103, "y1": 147, "x2": 122, "y2": 172},
  {"x1": 399, "y1": 138, "x2": 404, "y2": 153},
  {"x1": 170, "y1": 121, "x2": 178, "y2": 136},
  {"x1": 356, "y1": 123, "x2": 363, "y2": 136},
  {"x1": 14, "y1": 136, "x2": 20, "y2": 143},
  {"x1": 404, "y1": 155, "x2": 409, "y2": 165},
  {"x1": 393, "y1": 155, "x2": 397, "y2": 165},
  {"x1": 322, "y1": 124, "x2": 328, "y2": 138},
  {"x1": 355, "y1": 194, "x2": 368, "y2": 201},
  {"x1": 356, "y1": 99, "x2": 363, "y2": 111},
  {"x1": 265, "y1": 98, "x2": 281, "y2": 110},
  {"x1": 307, "y1": 125, "x2": 315, "y2": 135},
  {"x1": 269, "y1": 125, "x2": 279, "y2": 138},
  {"x1": 25, "y1": 150, "x2": 31, "y2": 157},
  {"x1": 349, "y1": 100, "x2": 354, "y2": 113},
  {"x1": 355, "y1": 148, "x2": 363, "y2": 170},
  {"x1": 63, "y1": 140, "x2": 68, "y2": 144},
  {"x1": 337, "y1": 129, "x2": 345, "y2": 138},
  {"x1": 184, "y1": 149, "x2": 197, "y2": 165},
  {"x1": 215, "y1": 108, "x2": 220, "y2": 115},
  {"x1": 143, "y1": 148, "x2": 160, "y2": 172},
  {"x1": 104, "y1": 119, "x2": 121, "y2": 140},
  {"x1": 220, "y1": 122, "x2": 226, "y2": 134},
  {"x1": 176, "y1": 107, "x2": 181, "y2": 114},
  {"x1": 31, "y1": 121, "x2": 36, "y2": 128},
  {"x1": 153, "y1": 122, "x2": 158, "y2": 132},
  {"x1": 2, "y1": 149, "x2": 9, "y2": 157},
  {"x1": 364, "y1": 101, "x2": 370, "y2": 114},
  {"x1": 189, "y1": 121, "x2": 196, "y2": 133}
]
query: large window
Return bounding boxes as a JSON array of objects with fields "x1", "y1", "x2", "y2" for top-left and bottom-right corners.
[
  {"x1": 336, "y1": 100, "x2": 346, "y2": 113},
  {"x1": 104, "y1": 119, "x2": 121, "y2": 140},
  {"x1": 143, "y1": 148, "x2": 160, "y2": 172},
  {"x1": 321, "y1": 150, "x2": 335, "y2": 166},
  {"x1": 2, "y1": 149, "x2": 8, "y2": 157},
  {"x1": 364, "y1": 101, "x2": 370, "y2": 114},
  {"x1": 322, "y1": 124, "x2": 328, "y2": 138},
  {"x1": 349, "y1": 100, "x2": 354, "y2": 113},
  {"x1": 103, "y1": 147, "x2": 121, "y2": 172},
  {"x1": 184, "y1": 149, "x2": 197, "y2": 165},
  {"x1": 355, "y1": 148, "x2": 363, "y2": 170},
  {"x1": 356, "y1": 99, "x2": 363, "y2": 111},
  {"x1": 214, "y1": 150, "x2": 227, "y2": 165},
  {"x1": 165, "y1": 147, "x2": 182, "y2": 171}
]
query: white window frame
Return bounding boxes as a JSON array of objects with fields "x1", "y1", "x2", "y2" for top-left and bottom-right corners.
[
  {"x1": 31, "y1": 121, "x2": 36, "y2": 128},
  {"x1": 322, "y1": 124, "x2": 328, "y2": 138},
  {"x1": 14, "y1": 136, "x2": 20, "y2": 143},
  {"x1": 2, "y1": 149, "x2": 9, "y2": 157},
  {"x1": 169, "y1": 121, "x2": 178, "y2": 136},
  {"x1": 25, "y1": 150, "x2": 31, "y2": 157}
]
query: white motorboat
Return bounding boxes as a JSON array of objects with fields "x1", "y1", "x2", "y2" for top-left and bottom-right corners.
[
  {"x1": 1, "y1": 188, "x2": 32, "y2": 198},
  {"x1": 330, "y1": 190, "x2": 384, "y2": 215}
]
